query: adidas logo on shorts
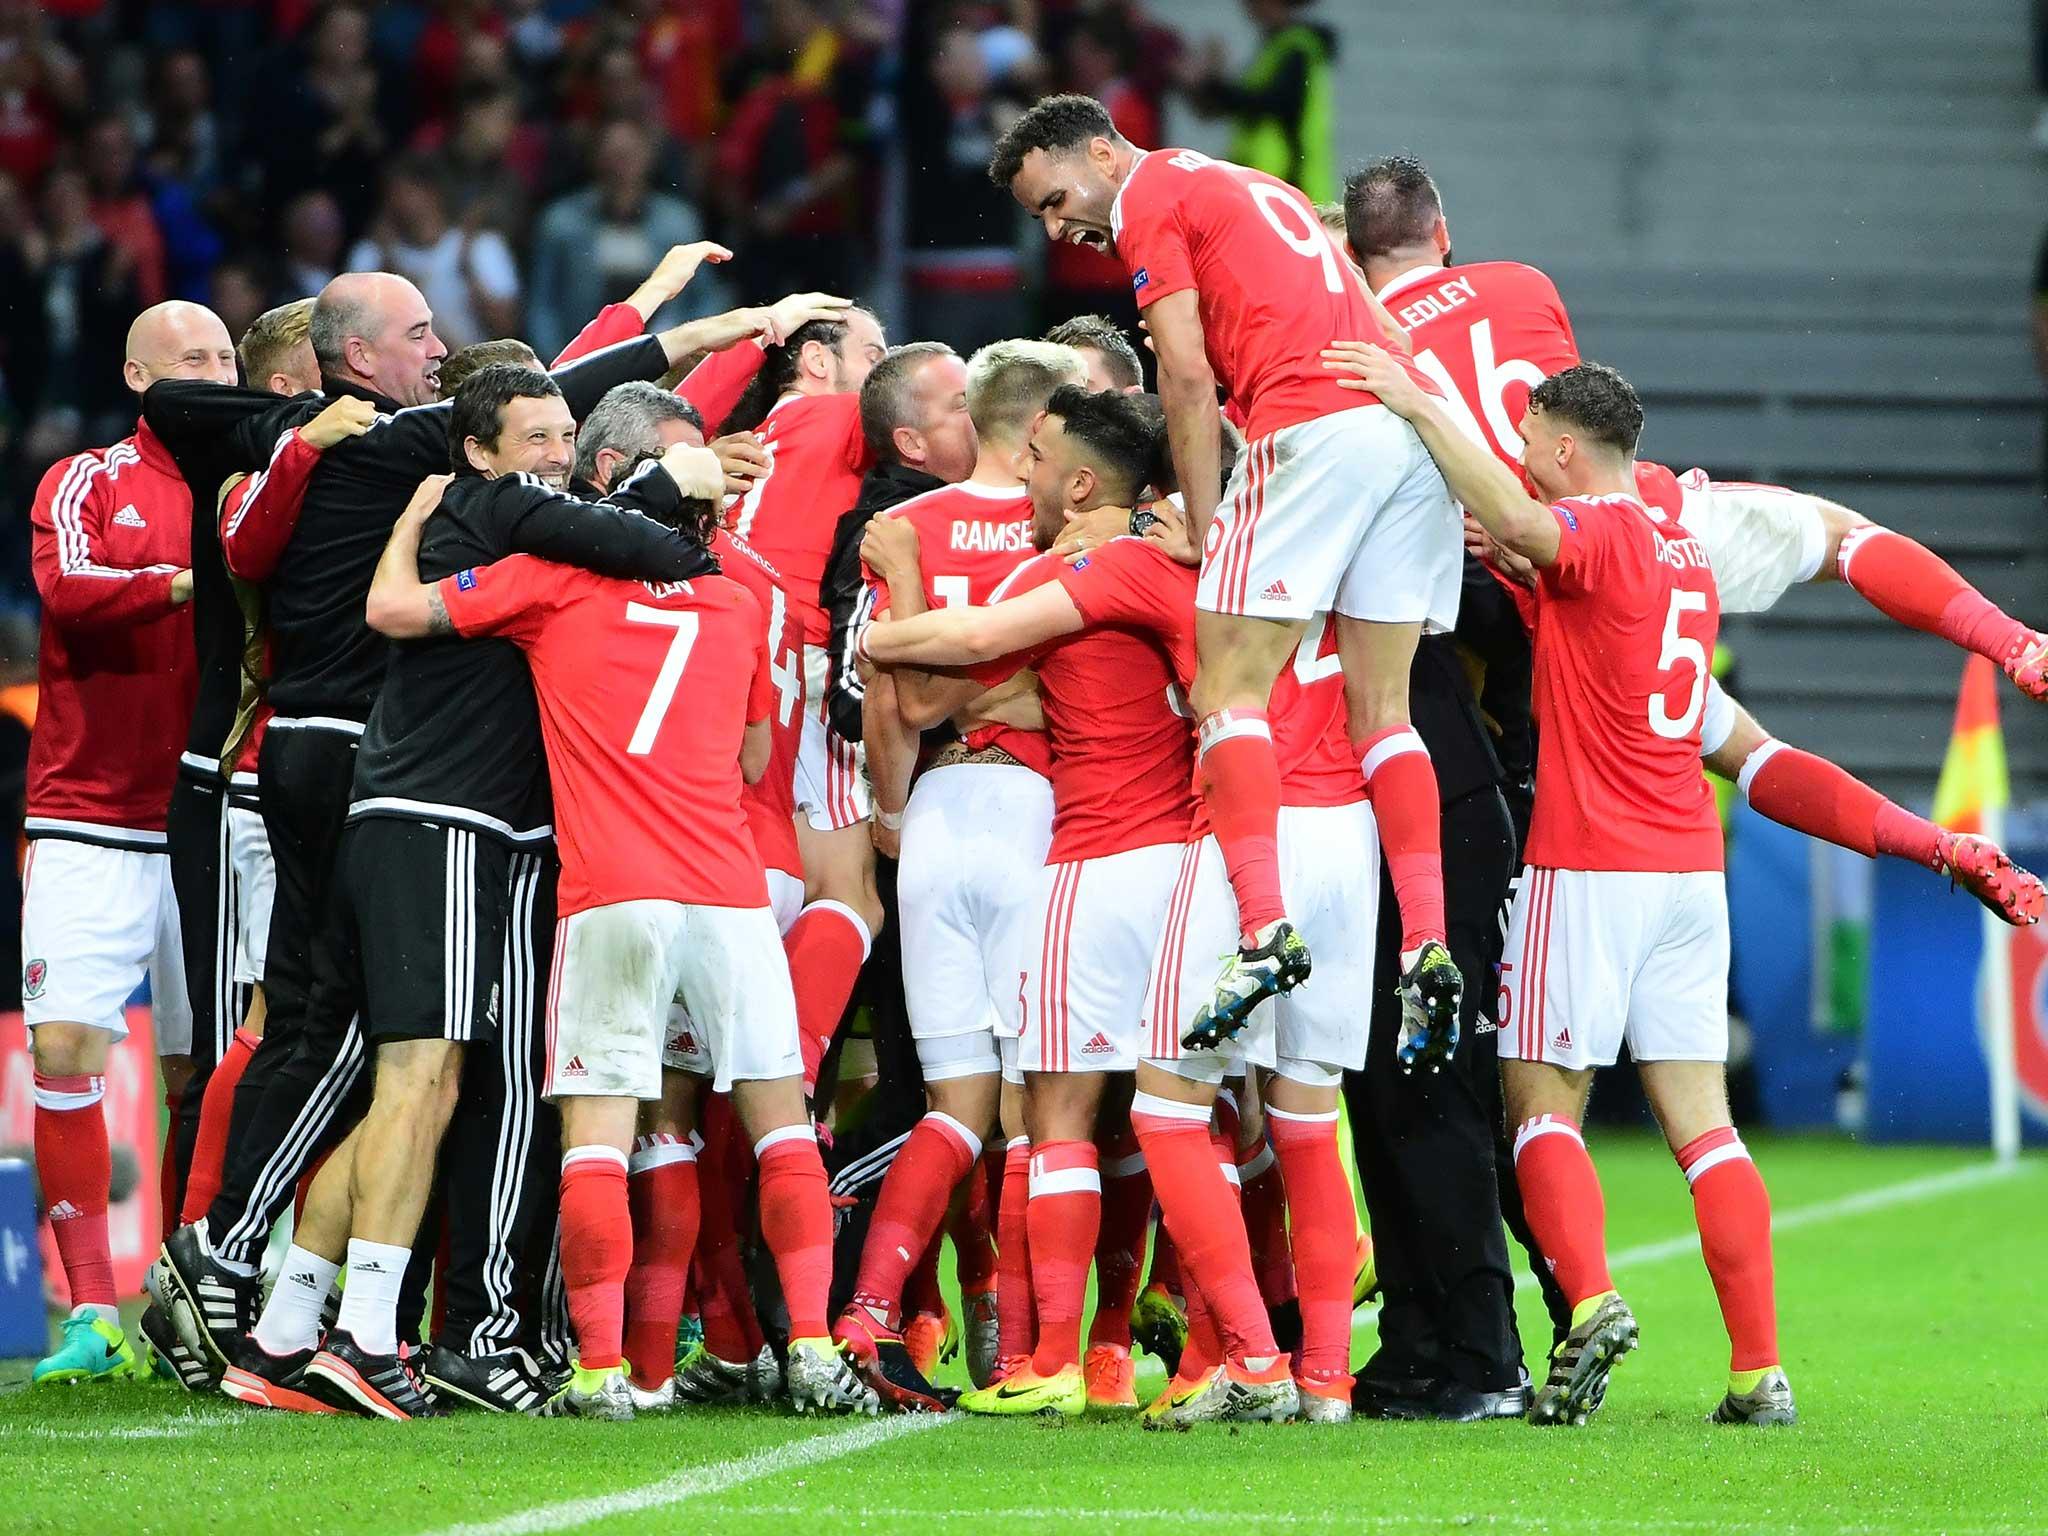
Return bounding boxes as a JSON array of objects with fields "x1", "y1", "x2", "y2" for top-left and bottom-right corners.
[
  {"x1": 1551, "y1": 1026, "x2": 1573, "y2": 1051},
  {"x1": 563, "y1": 1056, "x2": 587, "y2": 1075},
  {"x1": 1080, "y1": 1032, "x2": 1115, "y2": 1056},
  {"x1": 1259, "y1": 579, "x2": 1291, "y2": 602}
]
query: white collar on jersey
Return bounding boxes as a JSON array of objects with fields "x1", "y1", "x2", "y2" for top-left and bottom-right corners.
[
  {"x1": 1374, "y1": 263, "x2": 1449, "y2": 303},
  {"x1": 951, "y1": 478, "x2": 1029, "y2": 499},
  {"x1": 1109, "y1": 150, "x2": 1151, "y2": 242}
]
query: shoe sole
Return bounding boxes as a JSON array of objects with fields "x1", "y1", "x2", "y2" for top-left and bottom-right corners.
[
  {"x1": 1130, "y1": 1300, "x2": 1188, "y2": 1375},
  {"x1": 1398, "y1": 959, "x2": 1464, "y2": 1072},
  {"x1": 1183, "y1": 953, "x2": 1311, "y2": 1052},
  {"x1": 150, "y1": 1250, "x2": 237, "y2": 1376},
  {"x1": 32, "y1": 1362, "x2": 141, "y2": 1387},
  {"x1": 1530, "y1": 1316, "x2": 1638, "y2": 1426},
  {"x1": 220, "y1": 1365, "x2": 339, "y2": 1415},
  {"x1": 303, "y1": 1354, "x2": 415, "y2": 1421}
]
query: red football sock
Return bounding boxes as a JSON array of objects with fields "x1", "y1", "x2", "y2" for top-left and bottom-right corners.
[
  {"x1": 783, "y1": 901, "x2": 871, "y2": 1094},
  {"x1": 949, "y1": 1151, "x2": 998, "y2": 1295},
  {"x1": 847, "y1": 1111, "x2": 980, "y2": 1329},
  {"x1": 1237, "y1": 1132, "x2": 1295, "y2": 1308},
  {"x1": 1025, "y1": 1139, "x2": 1100, "y2": 1376},
  {"x1": 996, "y1": 1138, "x2": 1035, "y2": 1362},
  {"x1": 754, "y1": 1127, "x2": 834, "y2": 1342},
  {"x1": 34, "y1": 1072, "x2": 115, "y2": 1311},
  {"x1": 1358, "y1": 725, "x2": 1446, "y2": 950},
  {"x1": 1181, "y1": 1282, "x2": 1223, "y2": 1378},
  {"x1": 1676, "y1": 1127, "x2": 1779, "y2": 1373},
  {"x1": 1266, "y1": 1106, "x2": 1355, "y2": 1385},
  {"x1": 1197, "y1": 710, "x2": 1287, "y2": 942},
  {"x1": 623, "y1": 1135, "x2": 700, "y2": 1389},
  {"x1": 1130, "y1": 1092, "x2": 1278, "y2": 1363},
  {"x1": 1512, "y1": 1115, "x2": 1613, "y2": 1309},
  {"x1": 558, "y1": 1147, "x2": 633, "y2": 1370},
  {"x1": 694, "y1": 1105, "x2": 763, "y2": 1361},
  {"x1": 1740, "y1": 741, "x2": 1942, "y2": 870},
  {"x1": 181, "y1": 1025, "x2": 258, "y2": 1225},
  {"x1": 1837, "y1": 525, "x2": 2032, "y2": 664},
  {"x1": 1088, "y1": 1128, "x2": 1151, "y2": 1349},
  {"x1": 905, "y1": 1233, "x2": 944, "y2": 1321}
]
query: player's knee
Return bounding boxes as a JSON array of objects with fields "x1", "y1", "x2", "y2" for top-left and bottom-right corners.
[{"x1": 29, "y1": 1021, "x2": 108, "y2": 1078}]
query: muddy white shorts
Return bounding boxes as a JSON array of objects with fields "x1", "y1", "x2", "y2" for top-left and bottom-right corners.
[
  {"x1": 549, "y1": 898, "x2": 801, "y2": 1100},
  {"x1": 1673, "y1": 471, "x2": 1828, "y2": 615},
  {"x1": 1198, "y1": 404, "x2": 1461, "y2": 631},
  {"x1": 1141, "y1": 802, "x2": 1382, "y2": 1083},
  {"x1": 1017, "y1": 842, "x2": 1184, "y2": 1075},
  {"x1": 899, "y1": 763, "x2": 1054, "y2": 1080},
  {"x1": 1498, "y1": 866, "x2": 1729, "y2": 1071},
  {"x1": 21, "y1": 836, "x2": 191, "y2": 1054},
  {"x1": 792, "y1": 642, "x2": 870, "y2": 831}
]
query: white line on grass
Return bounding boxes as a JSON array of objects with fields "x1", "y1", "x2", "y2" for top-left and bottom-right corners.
[
  {"x1": 0, "y1": 1408, "x2": 242, "y2": 1441},
  {"x1": 420, "y1": 1413, "x2": 950, "y2": 1536}
]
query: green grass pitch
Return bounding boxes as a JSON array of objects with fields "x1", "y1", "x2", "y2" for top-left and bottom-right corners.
[{"x1": 3, "y1": 1133, "x2": 2043, "y2": 1535}]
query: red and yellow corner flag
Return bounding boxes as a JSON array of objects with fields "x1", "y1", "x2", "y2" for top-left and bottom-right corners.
[{"x1": 1932, "y1": 655, "x2": 2009, "y2": 835}]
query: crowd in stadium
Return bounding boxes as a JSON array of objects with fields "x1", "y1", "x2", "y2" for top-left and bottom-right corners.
[{"x1": 13, "y1": 0, "x2": 2048, "y2": 1433}]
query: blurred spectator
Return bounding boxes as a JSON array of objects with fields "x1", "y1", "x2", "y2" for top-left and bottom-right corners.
[
  {"x1": 1179, "y1": 0, "x2": 1337, "y2": 202},
  {"x1": 900, "y1": 21, "x2": 1028, "y2": 354},
  {"x1": 208, "y1": 258, "x2": 268, "y2": 346},
  {"x1": 347, "y1": 154, "x2": 520, "y2": 351},
  {"x1": 1, "y1": 165, "x2": 138, "y2": 472},
  {"x1": 259, "y1": 2, "x2": 393, "y2": 237},
  {"x1": 84, "y1": 116, "x2": 169, "y2": 308},
  {"x1": 410, "y1": 0, "x2": 507, "y2": 129},
  {"x1": 526, "y1": 119, "x2": 714, "y2": 362},
  {"x1": 413, "y1": 78, "x2": 542, "y2": 239},
  {"x1": 713, "y1": 0, "x2": 878, "y2": 300},
  {"x1": 140, "y1": 49, "x2": 222, "y2": 196},
  {"x1": 279, "y1": 189, "x2": 346, "y2": 304},
  {"x1": 0, "y1": 7, "x2": 85, "y2": 187}
]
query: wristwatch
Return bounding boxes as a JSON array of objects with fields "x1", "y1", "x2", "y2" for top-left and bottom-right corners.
[{"x1": 1129, "y1": 507, "x2": 1161, "y2": 537}]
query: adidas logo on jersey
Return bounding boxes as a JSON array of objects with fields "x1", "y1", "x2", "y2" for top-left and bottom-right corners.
[
  {"x1": 1259, "y1": 579, "x2": 1291, "y2": 602},
  {"x1": 1080, "y1": 1032, "x2": 1115, "y2": 1056},
  {"x1": 46, "y1": 1198, "x2": 85, "y2": 1221},
  {"x1": 113, "y1": 504, "x2": 147, "y2": 528}
]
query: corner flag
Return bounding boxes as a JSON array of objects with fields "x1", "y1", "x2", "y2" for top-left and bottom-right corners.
[{"x1": 1931, "y1": 655, "x2": 2008, "y2": 835}]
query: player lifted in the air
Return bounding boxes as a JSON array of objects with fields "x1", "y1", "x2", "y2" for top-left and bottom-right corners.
[
  {"x1": 1349, "y1": 344, "x2": 1796, "y2": 1429},
  {"x1": 988, "y1": 96, "x2": 1467, "y2": 1066}
]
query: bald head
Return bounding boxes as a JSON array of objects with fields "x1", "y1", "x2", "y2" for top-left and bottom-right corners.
[
  {"x1": 310, "y1": 272, "x2": 447, "y2": 408},
  {"x1": 123, "y1": 301, "x2": 237, "y2": 395}
]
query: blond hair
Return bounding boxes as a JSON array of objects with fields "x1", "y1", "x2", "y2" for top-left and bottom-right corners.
[
  {"x1": 964, "y1": 338, "x2": 1088, "y2": 446},
  {"x1": 237, "y1": 299, "x2": 316, "y2": 388}
]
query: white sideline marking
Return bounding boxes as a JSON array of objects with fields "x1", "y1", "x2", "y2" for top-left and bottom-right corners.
[
  {"x1": 0, "y1": 1408, "x2": 240, "y2": 1441},
  {"x1": 421, "y1": 1413, "x2": 950, "y2": 1536},
  {"x1": 1348, "y1": 1157, "x2": 2033, "y2": 1320}
]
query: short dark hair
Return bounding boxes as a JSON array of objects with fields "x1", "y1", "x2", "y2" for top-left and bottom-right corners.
[
  {"x1": 859, "y1": 341, "x2": 957, "y2": 466},
  {"x1": 1526, "y1": 363, "x2": 1643, "y2": 457},
  {"x1": 438, "y1": 338, "x2": 542, "y2": 397},
  {"x1": 1042, "y1": 383, "x2": 1159, "y2": 502},
  {"x1": 1042, "y1": 314, "x2": 1143, "y2": 390},
  {"x1": 988, "y1": 93, "x2": 1122, "y2": 187},
  {"x1": 1343, "y1": 155, "x2": 1442, "y2": 259},
  {"x1": 726, "y1": 305, "x2": 880, "y2": 433},
  {"x1": 449, "y1": 364, "x2": 562, "y2": 473}
]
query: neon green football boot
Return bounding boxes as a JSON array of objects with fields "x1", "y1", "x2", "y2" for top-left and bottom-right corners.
[{"x1": 33, "y1": 1308, "x2": 144, "y2": 1386}]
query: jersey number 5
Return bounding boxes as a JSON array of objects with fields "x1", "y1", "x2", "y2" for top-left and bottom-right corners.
[
  {"x1": 1649, "y1": 589, "x2": 1709, "y2": 740},
  {"x1": 625, "y1": 603, "x2": 699, "y2": 755}
]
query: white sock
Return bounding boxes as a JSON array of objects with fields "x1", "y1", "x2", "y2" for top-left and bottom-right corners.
[
  {"x1": 252, "y1": 1244, "x2": 341, "y2": 1357},
  {"x1": 74, "y1": 1301, "x2": 119, "y2": 1326},
  {"x1": 216, "y1": 1254, "x2": 259, "y2": 1279},
  {"x1": 333, "y1": 1239, "x2": 409, "y2": 1357}
]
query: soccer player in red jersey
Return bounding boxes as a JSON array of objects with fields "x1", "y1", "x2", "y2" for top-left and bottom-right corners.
[
  {"x1": 1330, "y1": 155, "x2": 2048, "y2": 702},
  {"x1": 24, "y1": 300, "x2": 230, "y2": 1386},
  {"x1": 1351, "y1": 344, "x2": 1796, "y2": 1428},
  {"x1": 364, "y1": 448, "x2": 877, "y2": 1422},
  {"x1": 829, "y1": 339, "x2": 1081, "y2": 1411},
  {"x1": 860, "y1": 388, "x2": 1297, "y2": 1425},
  {"x1": 990, "y1": 96, "x2": 1469, "y2": 1067}
]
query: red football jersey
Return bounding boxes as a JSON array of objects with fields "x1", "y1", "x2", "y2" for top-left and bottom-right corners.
[
  {"x1": 1524, "y1": 494, "x2": 1723, "y2": 874},
  {"x1": 27, "y1": 420, "x2": 197, "y2": 844},
  {"x1": 712, "y1": 528, "x2": 805, "y2": 879},
  {"x1": 864, "y1": 480, "x2": 1051, "y2": 778},
  {"x1": 1379, "y1": 259, "x2": 1683, "y2": 515},
  {"x1": 983, "y1": 540, "x2": 1198, "y2": 862},
  {"x1": 1111, "y1": 147, "x2": 1430, "y2": 440},
  {"x1": 441, "y1": 557, "x2": 773, "y2": 915},
  {"x1": 724, "y1": 390, "x2": 870, "y2": 643}
]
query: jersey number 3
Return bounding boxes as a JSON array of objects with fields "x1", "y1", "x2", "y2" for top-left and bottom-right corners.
[{"x1": 1649, "y1": 589, "x2": 1709, "y2": 740}]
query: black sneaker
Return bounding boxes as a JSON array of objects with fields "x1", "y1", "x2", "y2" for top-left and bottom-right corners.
[
  {"x1": 419, "y1": 1343, "x2": 553, "y2": 1415},
  {"x1": 219, "y1": 1334, "x2": 337, "y2": 1415},
  {"x1": 148, "y1": 1223, "x2": 257, "y2": 1375},
  {"x1": 138, "y1": 1298, "x2": 215, "y2": 1391},
  {"x1": 303, "y1": 1329, "x2": 446, "y2": 1420},
  {"x1": 1529, "y1": 1293, "x2": 1638, "y2": 1426}
]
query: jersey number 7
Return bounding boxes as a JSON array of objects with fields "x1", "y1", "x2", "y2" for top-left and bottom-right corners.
[{"x1": 625, "y1": 603, "x2": 699, "y2": 755}]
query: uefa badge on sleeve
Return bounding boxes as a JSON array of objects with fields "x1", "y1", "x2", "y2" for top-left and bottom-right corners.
[{"x1": 21, "y1": 959, "x2": 46, "y2": 1000}]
